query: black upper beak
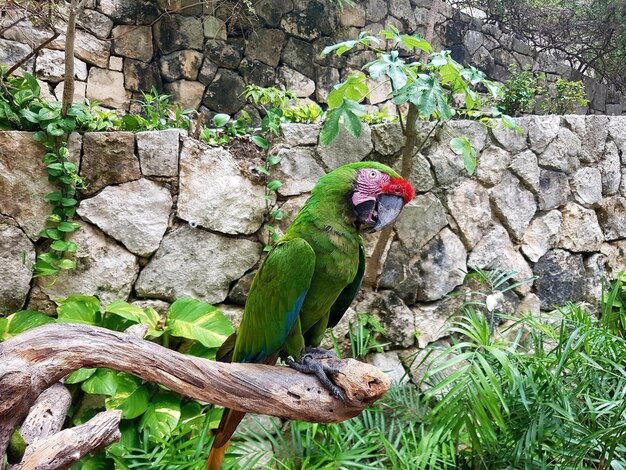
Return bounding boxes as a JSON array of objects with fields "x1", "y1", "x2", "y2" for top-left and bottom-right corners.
[{"x1": 354, "y1": 194, "x2": 405, "y2": 233}]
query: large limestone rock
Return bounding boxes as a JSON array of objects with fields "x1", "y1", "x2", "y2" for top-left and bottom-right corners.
[
  {"x1": 271, "y1": 147, "x2": 326, "y2": 196},
  {"x1": 77, "y1": 179, "x2": 172, "y2": 257},
  {"x1": 86, "y1": 68, "x2": 130, "y2": 110},
  {"x1": 468, "y1": 225, "x2": 533, "y2": 295},
  {"x1": 538, "y1": 169, "x2": 570, "y2": 210},
  {"x1": 538, "y1": 127, "x2": 581, "y2": 174},
  {"x1": 153, "y1": 15, "x2": 204, "y2": 54},
  {"x1": 412, "y1": 296, "x2": 464, "y2": 348},
  {"x1": 278, "y1": 67, "x2": 315, "y2": 98},
  {"x1": 601, "y1": 240, "x2": 626, "y2": 278},
  {"x1": 317, "y1": 124, "x2": 372, "y2": 170},
  {"x1": 414, "y1": 228, "x2": 467, "y2": 302},
  {"x1": 528, "y1": 115, "x2": 560, "y2": 153},
  {"x1": 123, "y1": 59, "x2": 162, "y2": 92},
  {"x1": 608, "y1": 116, "x2": 626, "y2": 156},
  {"x1": 164, "y1": 80, "x2": 205, "y2": 110},
  {"x1": 597, "y1": 197, "x2": 626, "y2": 241},
  {"x1": 475, "y1": 145, "x2": 511, "y2": 187},
  {"x1": 78, "y1": 9, "x2": 114, "y2": 39},
  {"x1": 279, "y1": 123, "x2": 320, "y2": 146},
  {"x1": 490, "y1": 119, "x2": 528, "y2": 153},
  {"x1": 136, "y1": 129, "x2": 181, "y2": 177},
  {"x1": 204, "y1": 39, "x2": 243, "y2": 70},
  {"x1": 159, "y1": 50, "x2": 203, "y2": 81},
  {"x1": 74, "y1": 30, "x2": 110, "y2": 68},
  {"x1": 490, "y1": 172, "x2": 536, "y2": 240},
  {"x1": 521, "y1": 211, "x2": 562, "y2": 262},
  {"x1": 112, "y1": 25, "x2": 154, "y2": 62},
  {"x1": 446, "y1": 180, "x2": 492, "y2": 249},
  {"x1": 0, "y1": 132, "x2": 54, "y2": 240},
  {"x1": 509, "y1": 150, "x2": 540, "y2": 192},
  {"x1": 135, "y1": 225, "x2": 262, "y2": 304},
  {"x1": 281, "y1": 37, "x2": 315, "y2": 79},
  {"x1": 0, "y1": 39, "x2": 33, "y2": 71},
  {"x1": 80, "y1": 132, "x2": 140, "y2": 196},
  {"x1": 40, "y1": 222, "x2": 139, "y2": 305},
  {"x1": 178, "y1": 139, "x2": 266, "y2": 235},
  {"x1": 558, "y1": 202, "x2": 604, "y2": 252},
  {"x1": 203, "y1": 16, "x2": 227, "y2": 40},
  {"x1": 600, "y1": 141, "x2": 622, "y2": 196},
  {"x1": 202, "y1": 68, "x2": 246, "y2": 114},
  {"x1": 564, "y1": 115, "x2": 609, "y2": 163},
  {"x1": 35, "y1": 49, "x2": 87, "y2": 83},
  {"x1": 396, "y1": 193, "x2": 448, "y2": 253},
  {"x1": 355, "y1": 290, "x2": 415, "y2": 348},
  {"x1": 245, "y1": 28, "x2": 285, "y2": 67},
  {"x1": 0, "y1": 219, "x2": 35, "y2": 312},
  {"x1": 534, "y1": 249, "x2": 585, "y2": 309},
  {"x1": 371, "y1": 122, "x2": 404, "y2": 157},
  {"x1": 571, "y1": 167, "x2": 602, "y2": 207},
  {"x1": 366, "y1": 352, "x2": 409, "y2": 384}
]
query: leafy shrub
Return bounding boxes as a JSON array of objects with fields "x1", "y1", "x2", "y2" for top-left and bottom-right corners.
[
  {"x1": 496, "y1": 64, "x2": 545, "y2": 116},
  {"x1": 542, "y1": 78, "x2": 589, "y2": 114}
]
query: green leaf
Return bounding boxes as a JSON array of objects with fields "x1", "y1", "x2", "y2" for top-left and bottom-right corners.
[
  {"x1": 6, "y1": 310, "x2": 55, "y2": 336},
  {"x1": 186, "y1": 342, "x2": 218, "y2": 360},
  {"x1": 266, "y1": 155, "x2": 282, "y2": 166},
  {"x1": 57, "y1": 221, "x2": 80, "y2": 232},
  {"x1": 450, "y1": 136, "x2": 477, "y2": 176},
  {"x1": 50, "y1": 240, "x2": 69, "y2": 251},
  {"x1": 139, "y1": 394, "x2": 181, "y2": 440},
  {"x1": 33, "y1": 260, "x2": 58, "y2": 277},
  {"x1": 58, "y1": 259, "x2": 76, "y2": 270},
  {"x1": 65, "y1": 368, "x2": 97, "y2": 384},
  {"x1": 166, "y1": 298, "x2": 233, "y2": 348},
  {"x1": 105, "y1": 301, "x2": 161, "y2": 333},
  {"x1": 212, "y1": 113, "x2": 230, "y2": 128},
  {"x1": 105, "y1": 374, "x2": 150, "y2": 419},
  {"x1": 81, "y1": 368, "x2": 120, "y2": 396},
  {"x1": 45, "y1": 192, "x2": 63, "y2": 202},
  {"x1": 61, "y1": 197, "x2": 77, "y2": 207},
  {"x1": 266, "y1": 180, "x2": 282, "y2": 191},
  {"x1": 251, "y1": 134, "x2": 268, "y2": 149},
  {"x1": 320, "y1": 108, "x2": 341, "y2": 145},
  {"x1": 0, "y1": 317, "x2": 7, "y2": 339},
  {"x1": 56, "y1": 295, "x2": 100, "y2": 325}
]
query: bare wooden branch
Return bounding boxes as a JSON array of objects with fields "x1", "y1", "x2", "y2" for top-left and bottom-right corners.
[
  {"x1": 18, "y1": 384, "x2": 72, "y2": 451},
  {"x1": 13, "y1": 411, "x2": 122, "y2": 470},
  {"x1": 0, "y1": 323, "x2": 390, "y2": 458}
]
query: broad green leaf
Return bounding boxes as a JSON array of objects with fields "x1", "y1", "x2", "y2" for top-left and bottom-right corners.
[
  {"x1": 57, "y1": 221, "x2": 80, "y2": 232},
  {"x1": 266, "y1": 155, "x2": 281, "y2": 166},
  {"x1": 266, "y1": 180, "x2": 282, "y2": 191},
  {"x1": 81, "y1": 368, "x2": 120, "y2": 396},
  {"x1": 139, "y1": 394, "x2": 181, "y2": 440},
  {"x1": 58, "y1": 259, "x2": 76, "y2": 270},
  {"x1": 105, "y1": 374, "x2": 150, "y2": 419},
  {"x1": 56, "y1": 294, "x2": 100, "y2": 325},
  {"x1": 0, "y1": 317, "x2": 7, "y2": 340},
  {"x1": 212, "y1": 113, "x2": 230, "y2": 127},
  {"x1": 33, "y1": 260, "x2": 58, "y2": 277},
  {"x1": 65, "y1": 368, "x2": 97, "y2": 384},
  {"x1": 251, "y1": 134, "x2": 268, "y2": 149},
  {"x1": 186, "y1": 342, "x2": 219, "y2": 360},
  {"x1": 50, "y1": 240, "x2": 69, "y2": 251},
  {"x1": 319, "y1": 108, "x2": 341, "y2": 145},
  {"x1": 105, "y1": 301, "x2": 161, "y2": 335},
  {"x1": 450, "y1": 136, "x2": 477, "y2": 176},
  {"x1": 167, "y1": 298, "x2": 233, "y2": 348},
  {"x1": 6, "y1": 310, "x2": 55, "y2": 336}
]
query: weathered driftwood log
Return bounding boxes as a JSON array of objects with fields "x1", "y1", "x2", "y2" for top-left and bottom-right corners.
[
  {"x1": 0, "y1": 323, "x2": 390, "y2": 458},
  {"x1": 13, "y1": 410, "x2": 121, "y2": 470}
]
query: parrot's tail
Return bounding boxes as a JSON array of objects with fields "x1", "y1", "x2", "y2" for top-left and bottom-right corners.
[{"x1": 205, "y1": 408, "x2": 246, "y2": 470}]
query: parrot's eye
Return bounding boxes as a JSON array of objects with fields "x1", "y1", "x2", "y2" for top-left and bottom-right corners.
[{"x1": 368, "y1": 170, "x2": 378, "y2": 179}]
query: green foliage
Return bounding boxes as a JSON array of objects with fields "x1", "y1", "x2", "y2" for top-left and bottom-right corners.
[
  {"x1": 256, "y1": 154, "x2": 283, "y2": 250},
  {"x1": 497, "y1": 65, "x2": 588, "y2": 116},
  {"x1": 37, "y1": 294, "x2": 234, "y2": 468},
  {"x1": 0, "y1": 69, "x2": 119, "y2": 278},
  {"x1": 244, "y1": 85, "x2": 322, "y2": 137},
  {"x1": 199, "y1": 111, "x2": 254, "y2": 146},
  {"x1": 497, "y1": 64, "x2": 545, "y2": 116},
  {"x1": 601, "y1": 270, "x2": 626, "y2": 337},
  {"x1": 348, "y1": 312, "x2": 388, "y2": 359},
  {"x1": 320, "y1": 27, "x2": 508, "y2": 175},
  {"x1": 118, "y1": 87, "x2": 193, "y2": 131},
  {"x1": 542, "y1": 78, "x2": 589, "y2": 114}
]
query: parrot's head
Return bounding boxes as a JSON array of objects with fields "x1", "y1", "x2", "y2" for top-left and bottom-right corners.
[{"x1": 349, "y1": 163, "x2": 414, "y2": 233}]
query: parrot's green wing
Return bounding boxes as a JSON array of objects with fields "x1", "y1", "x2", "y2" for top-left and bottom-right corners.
[
  {"x1": 327, "y1": 240, "x2": 365, "y2": 329},
  {"x1": 232, "y1": 238, "x2": 316, "y2": 363}
]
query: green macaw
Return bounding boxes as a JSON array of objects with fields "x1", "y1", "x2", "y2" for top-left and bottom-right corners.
[{"x1": 206, "y1": 162, "x2": 414, "y2": 470}]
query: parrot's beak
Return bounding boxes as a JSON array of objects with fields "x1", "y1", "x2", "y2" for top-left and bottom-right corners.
[{"x1": 355, "y1": 194, "x2": 405, "y2": 233}]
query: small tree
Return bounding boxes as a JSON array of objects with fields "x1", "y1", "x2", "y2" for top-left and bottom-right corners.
[{"x1": 320, "y1": 27, "x2": 513, "y2": 286}]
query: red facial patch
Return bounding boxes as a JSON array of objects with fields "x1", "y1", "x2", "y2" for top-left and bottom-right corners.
[{"x1": 381, "y1": 177, "x2": 415, "y2": 205}]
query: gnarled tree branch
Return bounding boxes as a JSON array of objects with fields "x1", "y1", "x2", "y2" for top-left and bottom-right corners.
[{"x1": 0, "y1": 323, "x2": 390, "y2": 458}]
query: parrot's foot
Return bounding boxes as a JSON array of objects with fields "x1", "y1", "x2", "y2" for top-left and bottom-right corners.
[
  {"x1": 285, "y1": 355, "x2": 346, "y2": 401},
  {"x1": 304, "y1": 346, "x2": 338, "y2": 359}
]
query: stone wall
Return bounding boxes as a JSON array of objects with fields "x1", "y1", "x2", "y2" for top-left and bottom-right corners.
[
  {"x1": 2, "y1": 116, "x2": 626, "y2": 382},
  {"x1": 0, "y1": 0, "x2": 623, "y2": 121}
]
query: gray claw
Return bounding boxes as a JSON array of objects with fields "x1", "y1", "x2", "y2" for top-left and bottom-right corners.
[{"x1": 285, "y1": 355, "x2": 346, "y2": 401}]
